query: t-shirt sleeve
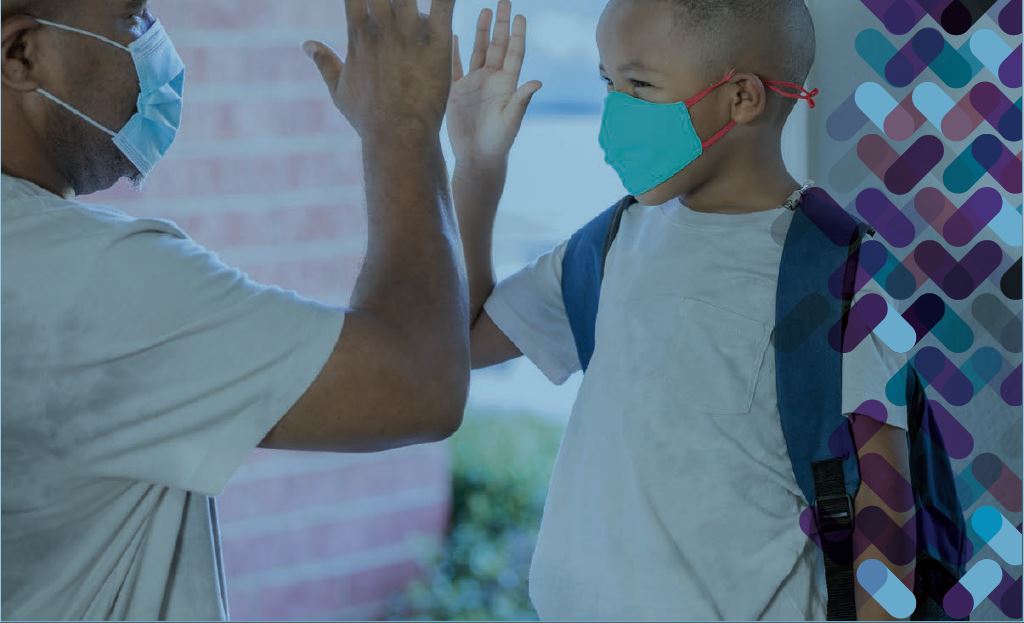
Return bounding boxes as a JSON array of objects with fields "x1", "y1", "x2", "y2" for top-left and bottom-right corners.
[
  {"x1": 841, "y1": 278, "x2": 910, "y2": 431},
  {"x1": 65, "y1": 222, "x2": 346, "y2": 497},
  {"x1": 483, "y1": 240, "x2": 581, "y2": 385}
]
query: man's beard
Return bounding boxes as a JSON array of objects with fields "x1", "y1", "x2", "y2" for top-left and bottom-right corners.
[{"x1": 47, "y1": 105, "x2": 142, "y2": 196}]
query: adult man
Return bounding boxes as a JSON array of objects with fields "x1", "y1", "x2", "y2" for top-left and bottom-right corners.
[{"x1": 1, "y1": 0, "x2": 467, "y2": 619}]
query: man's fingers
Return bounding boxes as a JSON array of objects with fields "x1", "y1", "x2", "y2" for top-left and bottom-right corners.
[
  {"x1": 303, "y1": 40, "x2": 345, "y2": 91},
  {"x1": 468, "y1": 8, "x2": 491, "y2": 71},
  {"x1": 483, "y1": 0, "x2": 512, "y2": 69},
  {"x1": 344, "y1": 0, "x2": 368, "y2": 35},
  {"x1": 368, "y1": 0, "x2": 393, "y2": 25},
  {"x1": 501, "y1": 13, "x2": 527, "y2": 77},
  {"x1": 428, "y1": 0, "x2": 457, "y2": 34},
  {"x1": 452, "y1": 35, "x2": 465, "y2": 81}
]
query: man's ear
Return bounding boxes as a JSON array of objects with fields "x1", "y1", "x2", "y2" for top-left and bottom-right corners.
[
  {"x1": 729, "y1": 73, "x2": 767, "y2": 126},
  {"x1": 3, "y1": 15, "x2": 44, "y2": 91}
]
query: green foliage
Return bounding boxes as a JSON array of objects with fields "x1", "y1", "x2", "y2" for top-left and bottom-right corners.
[{"x1": 385, "y1": 409, "x2": 564, "y2": 621}]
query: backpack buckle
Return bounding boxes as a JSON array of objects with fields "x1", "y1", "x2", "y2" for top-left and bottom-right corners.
[{"x1": 815, "y1": 493, "x2": 854, "y2": 535}]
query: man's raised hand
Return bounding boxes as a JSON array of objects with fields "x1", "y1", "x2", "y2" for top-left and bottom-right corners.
[{"x1": 304, "y1": 0, "x2": 458, "y2": 137}]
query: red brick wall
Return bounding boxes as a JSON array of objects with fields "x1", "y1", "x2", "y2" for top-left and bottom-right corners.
[{"x1": 91, "y1": 2, "x2": 452, "y2": 620}]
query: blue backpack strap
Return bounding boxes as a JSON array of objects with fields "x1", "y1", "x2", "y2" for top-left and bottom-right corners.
[
  {"x1": 776, "y1": 187, "x2": 869, "y2": 621},
  {"x1": 561, "y1": 196, "x2": 637, "y2": 372},
  {"x1": 780, "y1": 188, "x2": 969, "y2": 621},
  {"x1": 776, "y1": 187, "x2": 868, "y2": 509}
]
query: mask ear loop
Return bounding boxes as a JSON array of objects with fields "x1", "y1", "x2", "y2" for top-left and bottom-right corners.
[
  {"x1": 33, "y1": 18, "x2": 131, "y2": 51},
  {"x1": 763, "y1": 80, "x2": 820, "y2": 108},
  {"x1": 684, "y1": 69, "x2": 738, "y2": 150}
]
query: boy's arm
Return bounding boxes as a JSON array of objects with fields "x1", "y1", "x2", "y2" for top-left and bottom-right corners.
[
  {"x1": 850, "y1": 412, "x2": 917, "y2": 620},
  {"x1": 447, "y1": 0, "x2": 540, "y2": 368},
  {"x1": 453, "y1": 162, "x2": 521, "y2": 368}
]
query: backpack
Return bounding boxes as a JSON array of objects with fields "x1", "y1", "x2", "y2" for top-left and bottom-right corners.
[{"x1": 559, "y1": 188, "x2": 970, "y2": 621}]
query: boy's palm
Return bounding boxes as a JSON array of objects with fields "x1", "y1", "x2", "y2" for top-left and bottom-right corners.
[{"x1": 448, "y1": 1, "x2": 541, "y2": 166}]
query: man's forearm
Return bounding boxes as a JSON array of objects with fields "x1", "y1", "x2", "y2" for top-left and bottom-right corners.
[
  {"x1": 452, "y1": 161, "x2": 506, "y2": 325},
  {"x1": 352, "y1": 130, "x2": 469, "y2": 378}
]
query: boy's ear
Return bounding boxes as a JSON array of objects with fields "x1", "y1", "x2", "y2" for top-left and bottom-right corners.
[{"x1": 729, "y1": 73, "x2": 767, "y2": 126}]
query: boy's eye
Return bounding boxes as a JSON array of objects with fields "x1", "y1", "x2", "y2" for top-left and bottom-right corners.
[
  {"x1": 631, "y1": 79, "x2": 653, "y2": 89},
  {"x1": 599, "y1": 75, "x2": 612, "y2": 86}
]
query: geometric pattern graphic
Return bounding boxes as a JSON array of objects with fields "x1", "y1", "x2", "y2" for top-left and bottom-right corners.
[
  {"x1": 814, "y1": 0, "x2": 1023, "y2": 618},
  {"x1": 855, "y1": 28, "x2": 1020, "y2": 88},
  {"x1": 829, "y1": 81, "x2": 1021, "y2": 143},
  {"x1": 862, "y1": 0, "x2": 1021, "y2": 37}
]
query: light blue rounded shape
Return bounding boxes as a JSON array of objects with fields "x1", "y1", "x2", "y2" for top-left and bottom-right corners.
[
  {"x1": 855, "y1": 82, "x2": 899, "y2": 131},
  {"x1": 875, "y1": 302, "x2": 917, "y2": 354},
  {"x1": 969, "y1": 30, "x2": 1012, "y2": 75},
  {"x1": 989, "y1": 199, "x2": 1023, "y2": 247},
  {"x1": 857, "y1": 559, "x2": 916, "y2": 618},
  {"x1": 961, "y1": 559, "x2": 1003, "y2": 603},
  {"x1": 972, "y1": 505, "x2": 1003, "y2": 541},
  {"x1": 912, "y1": 82, "x2": 956, "y2": 129}
]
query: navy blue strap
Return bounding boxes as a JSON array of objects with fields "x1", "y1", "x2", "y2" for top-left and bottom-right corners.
[{"x1": 561, "y1": 196, "x2": 636, "y2": 372}]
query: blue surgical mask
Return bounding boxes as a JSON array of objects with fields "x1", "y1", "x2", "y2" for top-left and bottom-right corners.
[
  {"x1": 599, "y1": 71, "x2": 818, "y2": 196},
  {"x1": 34, "y1": 18, "x2": 185, "y2": 180}
]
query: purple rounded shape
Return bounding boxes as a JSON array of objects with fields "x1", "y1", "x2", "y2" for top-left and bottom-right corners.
[
  {"x1": 943, "y1": 583, "x2": 974, "y2": 620},
  {"x1": 1001, "y1": 576, "x2": 1022, "y2": 619},
  {"x1": 999, "y1": 0, "x2": 1022, "y2": 36},
  {"x1": 884, "y1": 0, "x2": 923, "y2": 34},
  {"x1": 971, "y1": 134, "x2": 1005, "y2": 169},
  {"x1": 913, "y1": 346, "x2": 948, "y2": 379},
  {"x1": 911, "y1": 27, "x2": 945, "y2": 63},
  {"x1": 999, "y1": 46, "x2": 1021, "y2": 89},
  {"x1": 886, "y1": 52, "x2": 921, "y2": 87},
  {"x1": 1001, "y1": 364, "x2": 1022, "y2": 406}
]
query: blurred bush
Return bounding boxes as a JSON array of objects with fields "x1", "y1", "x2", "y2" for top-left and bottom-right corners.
[{"x1": 385, "y1": 409, "x2": 564, "y2": 621}]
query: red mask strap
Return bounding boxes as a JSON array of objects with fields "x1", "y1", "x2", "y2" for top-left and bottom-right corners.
[
  {"x1": 763, "y1": 81, "x2": 820, "y2": 109},
  {"x1": 701, "y1": 120, "x2": 737, "y2": 150},
  {"x1": 684, "y1": 69, "x2": 737, "y2": 108}
]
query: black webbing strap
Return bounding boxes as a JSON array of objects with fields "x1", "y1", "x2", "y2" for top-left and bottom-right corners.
[{"x1": 813, "y1": 457, "x2": 857, "y2": 620}]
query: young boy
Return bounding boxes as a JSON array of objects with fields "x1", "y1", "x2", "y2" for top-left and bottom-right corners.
[{"x1": 449, "y1": 0, "x2": 916, "y2": 619}]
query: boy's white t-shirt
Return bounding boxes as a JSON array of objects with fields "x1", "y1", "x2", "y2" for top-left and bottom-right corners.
[
  {"x1": 484, "y1": 197, "x2": 909, "y2": 621},
  {"x1": 1, "y1": 174, "x2": 346, "y2": 620}
]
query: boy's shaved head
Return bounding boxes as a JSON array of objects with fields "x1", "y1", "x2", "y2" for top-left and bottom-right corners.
[{"x1": 667, "y1": 0, "x2": 816, "y2": 87}]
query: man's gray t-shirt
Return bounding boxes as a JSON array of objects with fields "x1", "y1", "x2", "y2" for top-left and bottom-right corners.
[
  {"x1": 1, "y1": 174, "x2": 346, "y2": 620},
  {"x1": 484, "y1": 197, "x2": 909, "y2": 621}
]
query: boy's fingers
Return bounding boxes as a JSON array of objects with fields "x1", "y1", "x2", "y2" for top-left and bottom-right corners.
[
  {"x1": 484, "y1": 0, "x2": 512, "y2": 69},
  {"x1": 303, "y1": 40, "x2": 345, "y2": 90},
  {"x1": 468, "y1": 8, "x2": 491, "y2": 71},
  {"x1": 505, "y1": 79, "x2": 541, "y2": 121},
  {"x1": 428, "y1": 0, "x2": 457, "y2": 33},
  {"x1": 501, "y1": 14, "x2": 527, "y2": 77},
  {"x1": 452, "y1": 35, "x2": 465, "y2": 81}
]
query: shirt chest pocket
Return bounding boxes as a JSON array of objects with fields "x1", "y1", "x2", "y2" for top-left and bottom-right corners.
[{"x1": 617, "y1": 295, "x2": 772, "y2": 415}]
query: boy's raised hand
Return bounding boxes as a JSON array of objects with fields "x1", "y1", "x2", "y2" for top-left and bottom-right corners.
[{"x1": 448, "y1": 0, "x2": 542, "y2": 167}]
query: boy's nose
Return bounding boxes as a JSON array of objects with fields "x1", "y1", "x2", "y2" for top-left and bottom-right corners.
[{"x1": 610, "y1": 83, "x2": 636, "y2": 98}]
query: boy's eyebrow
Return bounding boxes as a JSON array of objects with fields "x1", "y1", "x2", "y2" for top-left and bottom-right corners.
[{"x1": 598, "y1": 62, "x2": 661, "y2": 74}]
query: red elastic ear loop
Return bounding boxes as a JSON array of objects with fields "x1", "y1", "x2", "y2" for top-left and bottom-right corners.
[
  {"x1": 763, "y1": 80, "x2": 820, "y2": 109},
  {"x1": 684, "y1": 69, "x2": 737, "y2": 108},
  {"x1": 684, "y1": 69, "x2": 738, "y2": 150}
]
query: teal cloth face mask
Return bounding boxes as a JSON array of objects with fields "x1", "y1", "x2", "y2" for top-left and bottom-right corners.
[
  {"x1": 34, "y1": 18, "x2": 185, "y2": 180},
  {"x1": 599, "y1": 71, "x2": 819, "y2": 196}
]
